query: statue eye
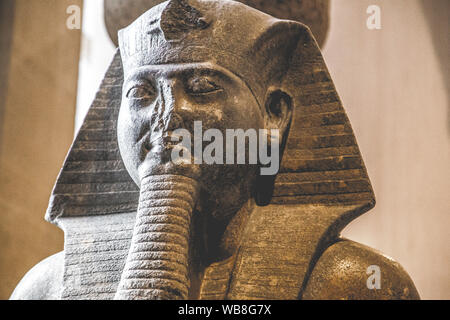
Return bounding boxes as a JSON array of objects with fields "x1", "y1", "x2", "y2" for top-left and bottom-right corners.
[
  {"x1": 126, "y1": 85, "x2": 155, "y2": 99},
  {"x1": 187, "y1": 77, "x2": 222, "y2": 95}
]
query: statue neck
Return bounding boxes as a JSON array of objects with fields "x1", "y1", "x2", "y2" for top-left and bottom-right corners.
[
  {"x1": 190, "y1": 198, "x2": 255, "y2": 299},
  {"x1": 219, "y1": 198, "x2": 256, "y2": 259}
]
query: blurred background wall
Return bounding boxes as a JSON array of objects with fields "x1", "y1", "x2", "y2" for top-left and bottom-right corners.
[
  {"x1": 0, "y1": 0, "x2": 82, "y2": 299},
  {"x1": 324, "y1": 0, "x2": 449, "y2": 300},
  {"x1": 0, "y1": 0, "x2": 448, "y2": 299}
]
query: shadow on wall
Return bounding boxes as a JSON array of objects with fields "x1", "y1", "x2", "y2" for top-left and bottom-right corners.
[{"x1": 420, "y1": 0, "x2": 450, "y2": 136}]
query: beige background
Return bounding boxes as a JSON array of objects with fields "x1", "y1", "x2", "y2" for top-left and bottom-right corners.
[
  {"x1": 0, "y1": 0, "x2": 82, "y2": 299},
  {"x1": 324, "y1": 0, "x2": 449, "y2": 300},
  {"x1": 0, "y1": 0, "x2": 448, "y2": 299}
]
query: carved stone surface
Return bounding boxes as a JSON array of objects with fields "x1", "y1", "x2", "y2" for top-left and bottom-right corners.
[
  {"x1": 11, "y1": 0, "x2": 419, "y2": 300},
  {"x1": 104, "y1": 0, "x2": 330, "y2": 48}
]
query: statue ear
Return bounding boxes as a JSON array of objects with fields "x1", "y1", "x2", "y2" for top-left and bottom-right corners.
[
  {"x1": 265, "y1": 88, "x2": 293, "y2": 151},
  {"x1": 254, "y1": 90, "x2": 292, "y2": 206},
  {"x1": 258, "y1": 22, "x2": 375, "y2": 212},
  {"x1": 265, "y1": 89, "x2": 293, "y2": 132},
  {"x1": 45, "y1": 49, "x2": 139, "y2": 226}
]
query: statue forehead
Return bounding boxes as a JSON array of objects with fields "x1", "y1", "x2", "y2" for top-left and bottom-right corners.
[{"x1": 123, "y1": 62, "x2": 246, "y2": 84}]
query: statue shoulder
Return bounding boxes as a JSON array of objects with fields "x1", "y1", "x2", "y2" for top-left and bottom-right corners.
[
  {"x1": 10, "y1": 251, "x2": 64, "y2": 300},
  {"x1": 302, "y1": 239, "x2": 420, "y2": 300}
]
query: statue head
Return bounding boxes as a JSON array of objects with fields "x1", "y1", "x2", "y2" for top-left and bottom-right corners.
[
  {"x1": 45, "y1": 0, "x2": 375, "y2": 300},
  {"x1": 117, "y1": 0, "x2": 299, "y2": 222}
]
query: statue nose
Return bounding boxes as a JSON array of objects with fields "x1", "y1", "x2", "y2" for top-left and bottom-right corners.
[{"x1": 159, "y1": 82, "x2": 186, "y2": 131}]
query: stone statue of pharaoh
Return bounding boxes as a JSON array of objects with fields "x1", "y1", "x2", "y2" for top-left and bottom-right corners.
[{"x1": 11, "y1": 0, "x2": 419, "y2": 300}]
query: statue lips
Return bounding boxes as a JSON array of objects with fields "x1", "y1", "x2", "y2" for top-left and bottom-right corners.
[
  {"x1": 141, "y1": 131, "x2": 181, "y2": 159},
  {"x1": 137, "y1": 129, "x2": 201, "y2": 182}
]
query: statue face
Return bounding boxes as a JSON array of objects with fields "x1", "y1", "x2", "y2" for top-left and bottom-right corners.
[{"x1": 118, "y1": 62, "x2": 264, "y2": 217}]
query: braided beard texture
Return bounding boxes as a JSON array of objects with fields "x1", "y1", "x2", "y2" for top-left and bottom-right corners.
[{"x1": 114, "y1": 174, "x2": 199, "y2": 300}]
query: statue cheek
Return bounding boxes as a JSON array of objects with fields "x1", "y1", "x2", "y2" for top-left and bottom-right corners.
[
  {"x1": 222, "y1": 108, "x2": 262, "y2": 131},
  {"x1": 118, "y1": 109, "x2": 134, "y2": 144},
  {"x1": 220, "y1": 95, "x2": 263, "y2": 129},
  {"x1": 197, "y1": 107, "x2": 223, "y2": 124},
  {"x1": 118, "y1": 110, "x2": 143, "y2": 170}
]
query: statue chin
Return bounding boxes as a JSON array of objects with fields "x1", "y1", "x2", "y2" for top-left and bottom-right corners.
[{"x1": 135, "y1": 144, "x2": 259, "y2": 217}]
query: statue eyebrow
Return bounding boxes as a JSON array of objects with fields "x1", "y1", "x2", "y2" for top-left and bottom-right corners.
[
  {"x1": 188, "y1": 68, "x2": 235, "y2": 83},
  {"x1": 124, "y1": 64, "x2": 236, "y2": 84},
  {"x1": 124, "y1": 70, "x2": 159, "y2": 84}
]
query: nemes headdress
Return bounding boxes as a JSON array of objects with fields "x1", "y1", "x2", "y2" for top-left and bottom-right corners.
[{"x1": 45, "y1": 0, "x2": 375, "y2": 299}]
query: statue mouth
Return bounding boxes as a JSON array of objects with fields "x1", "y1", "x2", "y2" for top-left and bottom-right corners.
[{"x1": 142, "y1": 131, "x2": 180, "y2": 153}]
